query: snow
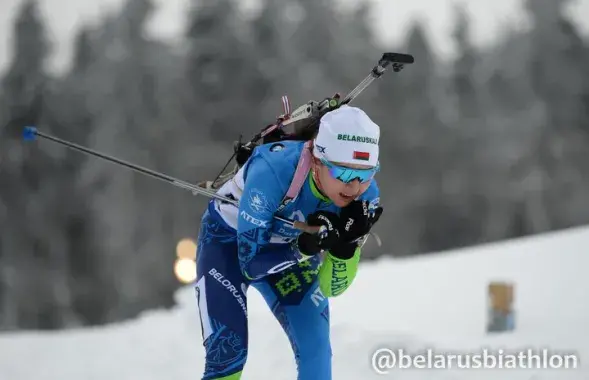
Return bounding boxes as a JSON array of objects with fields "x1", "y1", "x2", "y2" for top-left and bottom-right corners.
[{"x1": 1, "y1": 225, "x2": 588, "y2": 379}]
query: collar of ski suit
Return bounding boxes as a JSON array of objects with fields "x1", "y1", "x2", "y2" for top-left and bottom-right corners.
[{"x1": 309, "y1": 172, "x2": 331, "y2": 203}]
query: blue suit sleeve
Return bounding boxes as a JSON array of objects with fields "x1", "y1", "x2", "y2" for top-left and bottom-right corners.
[{"x1": 236, "y1": 155, "x2": 299, "y2": 280}]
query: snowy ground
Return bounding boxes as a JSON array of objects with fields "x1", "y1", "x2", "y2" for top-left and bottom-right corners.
[{"x1": 1, "y1": 226, "x2": 588, "y2": 380}]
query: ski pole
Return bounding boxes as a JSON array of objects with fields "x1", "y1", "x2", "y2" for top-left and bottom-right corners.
[{"x1": 21, "y1": 126, "x2": 322, "y2": 235}]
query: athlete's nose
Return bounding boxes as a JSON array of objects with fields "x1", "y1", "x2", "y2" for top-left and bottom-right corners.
[{"x1": 344, "y1": 179, "x2": 361, "y2": 192}]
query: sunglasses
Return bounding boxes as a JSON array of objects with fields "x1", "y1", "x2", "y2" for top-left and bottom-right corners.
[{"x1": 319, "y1": 157, "x2": 379, "y2": 184}]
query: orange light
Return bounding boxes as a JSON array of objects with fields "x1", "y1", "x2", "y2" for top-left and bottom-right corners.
[
  {"x1": 176, "y1": 238, "x2": 197, "y2": 260},
  {"x1": 174, "y1": 258, "x2": 197, "y2": 284}
]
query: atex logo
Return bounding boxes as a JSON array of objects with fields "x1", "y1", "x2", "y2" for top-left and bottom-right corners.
[{"x1": 240, "y1": 210, "x2": 267, "y2": 227}]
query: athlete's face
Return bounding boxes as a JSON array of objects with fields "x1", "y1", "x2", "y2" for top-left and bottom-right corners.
[{"x1": 313, "y1": 158, "x2": 374, "y2": 207}]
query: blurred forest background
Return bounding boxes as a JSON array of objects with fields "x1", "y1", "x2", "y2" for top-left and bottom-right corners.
[{"x1": 0, "y1": 0, "x2": 588, "y2": 331}]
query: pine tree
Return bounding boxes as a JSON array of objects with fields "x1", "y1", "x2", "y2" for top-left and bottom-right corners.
[
  {"x1": 185, "y1": 0, "x2": 265, "y2": 142},
  {"x1": 524, "y1": 0, "x2": 589, "y2": 231},
  {"x1": 73, "y1": 0, "x2": 179, "y2": 322},
  {"x1": 0, "y1": 0, "x2": 80, "y2": 329},
  {"x1": 451, "y1": 4, "x2": 480, "y2": 119}
]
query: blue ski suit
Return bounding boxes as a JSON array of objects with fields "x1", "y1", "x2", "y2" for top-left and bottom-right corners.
[{"x1": 194, "y1": 140, "x2": 380, "y2": 380}]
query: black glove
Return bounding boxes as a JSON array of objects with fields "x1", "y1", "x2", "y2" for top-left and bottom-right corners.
[
  {"x1": 329, "y1": 200, "x2": 383, "y2": 260},
  {"x1": 339, "y1": 200, "x2": 383, "y2": 243},
  {"x1": 296, "y1": 211, "x2": 341, "y2": 256}
]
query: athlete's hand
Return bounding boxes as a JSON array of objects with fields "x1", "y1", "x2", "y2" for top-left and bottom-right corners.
[
  {"x1": 322, "y1": 201, "x2": 382, "y2": 261},
  {"x1": 296, "y1": 211, "x2": 341, "y2": 256},
  {"x1": 339, "y1": 200, "x2": 383, "y2": 243}
]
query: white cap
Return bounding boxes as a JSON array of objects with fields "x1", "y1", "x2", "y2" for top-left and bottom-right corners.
[{"x1": 312, "y1": 105, "x2": 380, "y2": 167}]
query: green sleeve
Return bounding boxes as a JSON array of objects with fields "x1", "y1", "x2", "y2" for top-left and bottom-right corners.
[{"x1": 318, "y1": 246, "x2": 361, "y2": 297}]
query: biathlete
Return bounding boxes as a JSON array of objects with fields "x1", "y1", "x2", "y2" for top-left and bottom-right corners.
[{"x1": 194, "y1": 105, "x2": 384, "y2": 380}]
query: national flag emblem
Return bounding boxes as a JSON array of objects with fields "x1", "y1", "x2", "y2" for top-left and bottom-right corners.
[{"x1": 353, "y1": 151, "x2": 370, "y2": 161}]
